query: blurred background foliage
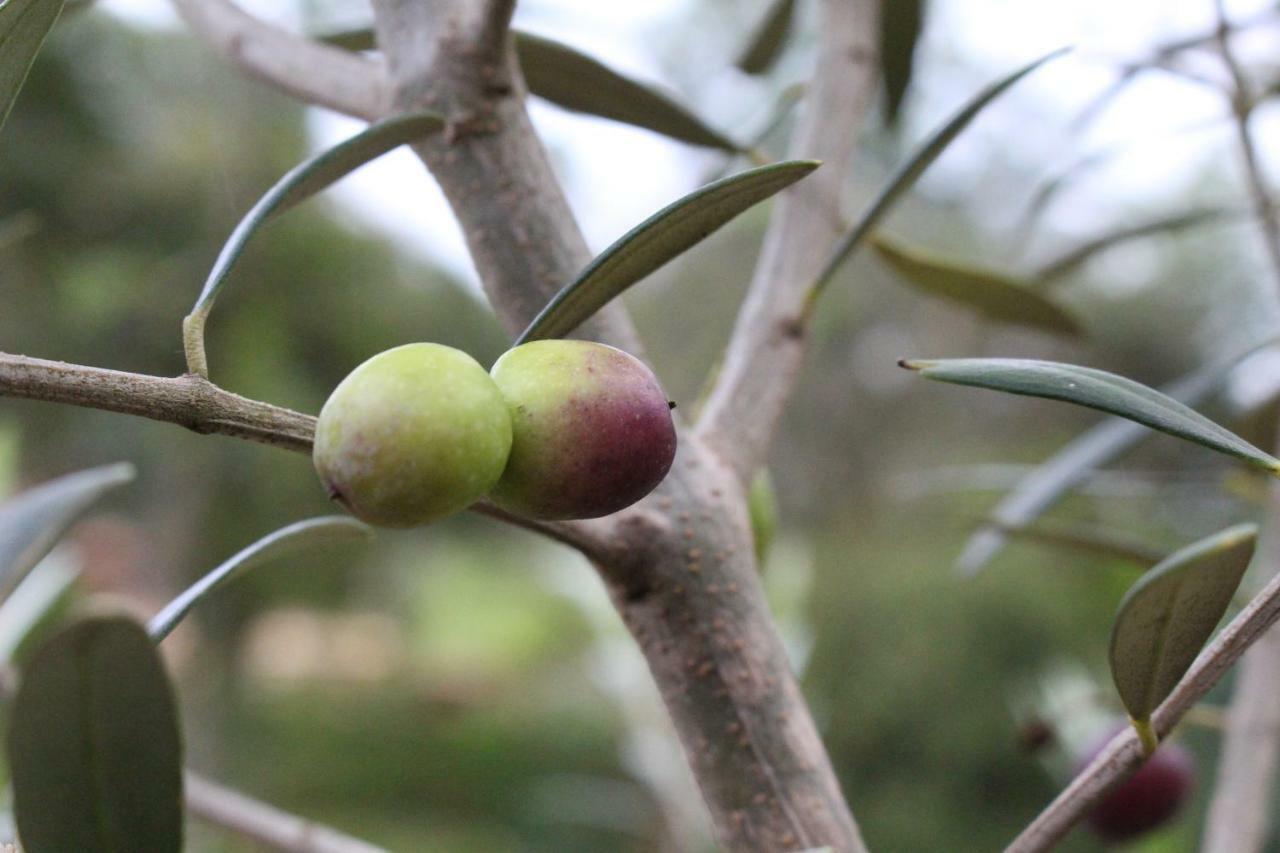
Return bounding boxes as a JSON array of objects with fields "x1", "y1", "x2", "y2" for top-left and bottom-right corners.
[{"x1": 4, "y1": 0, "x2": 1280, "y2": 850}]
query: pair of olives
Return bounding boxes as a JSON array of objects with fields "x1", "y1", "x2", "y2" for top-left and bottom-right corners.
[{"x1": 312, "y1": 340, "x2": 677, "y2": 526}]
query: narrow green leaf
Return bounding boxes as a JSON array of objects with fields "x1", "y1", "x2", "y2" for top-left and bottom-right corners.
[
  {"x1": 879, "y1": 0, "x2": 924, "y2": 126},
  {"x1": 0, "y1": 0, "x2": 66, "y2": 133},
  {"x1": 148, "y1": 516, "x2": 370, "y2": 642},
  {"x1": 1110, "y1": 524, "x2": 1257, "y2": 725},
  {"x1": 317, "y1": 28, "x2": 742, "y2": 151},
  {"x1": 902, "y1": 357, "x2": 1280, "y2": 475},
  {"x1": 0, "y1": 462, "x2": 134, "y2": 600},
  {"x1": 516, "y1": 160, "x2": 819, "y2": 344},
  {"x1": 808, "y1": 48, "x2": 1067, "y2": 301},
  {"x1": 1037, "y1": 206, "x2": 1248, "y2": 282},
  {"x1": 990, "y1": 518, "x2": 1164, "y2": 567},
  {"x1": 736, "y1": 0, "x2": 796, "y2": 75},
  {"x1": 872, "y1": 234, "x2": 1082, "y2": 336},
  {"x1": 317, "y1": 27, "x2": 374, "y2": 51},
  {"x1": 953, "y1": 339, "x2": 1277, "y2": 575},
  {"x1": 0, "y1": 553, "x2": 77, "y2": 664},
  {"x1": 9, "y1": 614, "x2": 183, "y2": 852},
  {"x1": 183, "y1": 110, "x2": 443, "y2": 376},
  {"x1": 516, "y1": 31, "x2": 741, "y2": 152}
]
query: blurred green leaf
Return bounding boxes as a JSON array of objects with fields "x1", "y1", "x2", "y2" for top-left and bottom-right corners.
[
  {"x1": 748, "y1": 469, "x2": 779, "y2": 561},
  {"x1": 879, "y1": 0, "x2": 924, "y2": 125},
  {"x1": 736, "y1": 0, "x2": 796, "y2": 75},
  {"x1": 0, "y1": 0, "x2": 66, "y2": 132},
  {"x1": 990, "y1": 518, "x2": 1163, "y2": 567},
  {"x1": 0, "y1": 462, "x2": 133, "y2": 601},
  {"x1": 317, "y1": 27, "x2": 374, "y2": 51},
  {"x1": 953, "y1": 340, "x2": 1276, "y2": 575},
  {"x1": 1110, "y1": 524, "x2": 1256, "y2": 730},
  {"x1": 809, "y1": 47, "x2": 1067, "y2": 301},
  {"x1": 1037, "y1": 206, "x2": 1248, "y2": 282},
  {"x1": 516, "y1": 31, "x2": 741, "y2": 152},
  {"x1": 0, "y1": 552, "x2": 77, "y2": 663},
  {"x1": 9, "y1": 614, "x2": 183, "y2": 853},
  {"x1": 183, "y1": 110, "x2": 443, "y2": 376},
  {"x1": 872, "y1": 235, "x2": 1082, "y2": 336},
  {"x1": 517, "y1": 159, "x2": 819, "y2": 343},
  {"x1": 902, "y1": 357, "x2": 1280, "y2": 475},
  {"x1": 317, "y1": 28, "x2": 741, "y2": 151},
  {"x1": 148, "y1": 516, "x2": 370, "y2": 642}
]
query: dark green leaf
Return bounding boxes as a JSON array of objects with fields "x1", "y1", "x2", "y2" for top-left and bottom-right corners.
[
  {"x1": 317, "y1": 27, "x2": 374, "y2": 51},
  {"x1": 736, "y1": 0, "x2": 796, "y2": 75},
  {"x1": 9, "y1": 614, "x2": 183, "y2": 853},
  {"x1": 953, "y1": 339, "x2": 1278, "y2": 575},
  {"x1": 879, "y1": 0, "x2": 924, "y2": 126},
  {"x1": 148, "y1": 516, "x2": 370, "y2": 642},
  {"x1": 516, "y1": 31, "x2": 741, "y2": 152},
  {"x1": 0, "y1": 0, "x2": 66, "y2": 132},
  {"x1": 1110, "y1": 524, "x2": 1257, "y2": 725},
  {"x1": 902, "y1": 357, "x2": 1280, "y2": 475},
  {"x1": 317, "y1": 28, "x2": 742, "y2": 151},
  {"x1": 872, "y1": 234, "x2": 1082, "y2": 336},
  {"x1": 0, "y1": 462, "x2": 134, "y2": 600},
  {"x1": 517, "y1": 160, "x2": 819, "y2": 344},
  {"x1": 183, "y1": 110, "x2": 443, "y2": 376},
  {"x1": 809, "y1": 47, "x2": 1067, "y2": 299},
  {"x1": 990, "y1": 518, "x2": 1163, "y2": 567},
  {"x1": 1038, "y1": 206, "x2": 1249, "y2": 282}
]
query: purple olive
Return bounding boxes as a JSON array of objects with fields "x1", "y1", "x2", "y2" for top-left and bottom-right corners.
[{"x1": 488, "y1": 340, "x2": 677, "y2": 520}]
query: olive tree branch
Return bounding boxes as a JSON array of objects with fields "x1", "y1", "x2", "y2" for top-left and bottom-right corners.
[
  {"x1": 1199, "y1": 7, "x2": 1280, "y2": 848},
  {"x1": 696, "y1": 0, "x2": 881, "y2": 484},
  {"x1": 1006, "y1": 559, "x2": 1280, "y2": 852},
  {"x1": 0, "y1": 351, "x2": 598, "y2": 557},
  {"x1": 185, "y1": 770, "x2": 387, "y2": 853},
  {"x1": 363, "y1": 0, "x2": 871, "y2": 847},
  {"x1": 167, "y1": 0, "x2": 388, "y2": 121}
]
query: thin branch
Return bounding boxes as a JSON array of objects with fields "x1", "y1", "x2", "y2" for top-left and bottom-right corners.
[
  {"x1": 0, "y1": 352, "x2": 315, "y2": 453},
  {"x1": 696, "y1": 0, "x2": 881, "y2": 484},
  {"x1": 1213, "y1": 0, "x2": 1280, "y2": 279},
  {"x1": 168, "y1": 0, "x2": 388, "y2": 121},
  {"x1": 185, "y1": 770, "x2": 387, "y2": 853},
  {"x1": 1006, "y1": 557, "x2": 1280, "y2": 851},
  {"x1": 1198, "y1": 7, "x2": 1280, "y2": 846}
]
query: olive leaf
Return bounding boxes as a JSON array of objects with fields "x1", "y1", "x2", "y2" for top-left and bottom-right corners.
[
  {"x1": 0, "y1": 462, "x2": 134, "y2": 600},
  {"x1": 516, "y1": 159, "x2": 819, "y2": 344},
  {"x1": 807, "y1": 47, "x2": 1067, "y2": 302},
  {"x1": 1110, "y1": 524, "x2": 1257, "y2": 750},
  {"x1": 9, "y1": 614, "x2": 183, "y2": 853},
  {"x1": 952, "y1": 339, "x2": 1276, "y2": 575},
  {"x1": 989, "y1": 518, "x2": 1163, "y2": 567},
  {"x1": 901, "y1": 357, "x2": 1280, "y2": 475},
  {"x1": 516, "y1": 32, "x2": 740, "y2": 152},
  {"x1": 0, "y1": 552, "x2": 77, "y2": 663},
  {"x1": 148, "y1": 516, "x2": 370, "y2": 642},
  {"x1": 182, "y1": 110, "x2": 444, "y2": 377},
  {"x1": 736, "y1": 0, "x2": 796, "y2": 75},
  {"x1": 871, "y1": 235, "x2": 1082, "y2": 336},
  {"x1": 1037, "y1": 206, "x2": 1248, "y2": 283},
  {"x1": 879, "y1": 0, "x2": 924, "y2": 126},
  {"x1": 0, "y1": 0, "x2": 66, "y2": 132},
  {"x1": 316, "y1": 27, "x2": 740, "y2": 151}
]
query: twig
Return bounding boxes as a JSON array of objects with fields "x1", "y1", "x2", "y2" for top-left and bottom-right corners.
[
  {"x1": 1213, "y1": 0, "x2": 1280, "y2": 279},
  {"x1": 168, "y1": 0, "x2": 388, "y2": 121},
  {"x1": 185, "y1": 770, "x2": 387, "y2": 853},
  {"x1": 1199, "y1": 6, "x2": 1280, "y2": 849},
  {"x1": 0, "y1": 352, "x2": 314, "y2": 453},
  {"x1": 696, "y1": 0, "x2": 881, "y2": 484},
  {"x1": 1005, "y1": 556, "x2": 1280, "y2": 851}
]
